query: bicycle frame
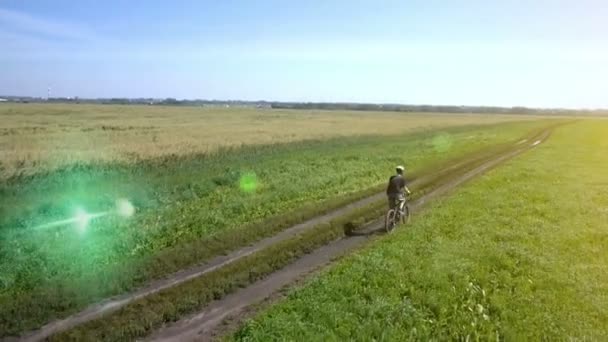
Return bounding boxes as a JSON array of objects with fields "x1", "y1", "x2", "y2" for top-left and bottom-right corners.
[
  {"x1": 397, "y1": 198, "x2": 406, "y2": 211},
  {"x1": 386, "y1": 196, "x2": 409, "y2": 233},
  {"x1": 392, "y1": 196, "x2": 407, "y2": 212}
]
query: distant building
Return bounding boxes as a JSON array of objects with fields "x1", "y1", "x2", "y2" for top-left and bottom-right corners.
[{"x1": 0, "y1": 98, "x2": 7, "y2": 102}]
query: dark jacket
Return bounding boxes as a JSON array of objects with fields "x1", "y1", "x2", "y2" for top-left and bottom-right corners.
[{"x1": 386, "y1": 174, "x2": 406, "y2": 196}]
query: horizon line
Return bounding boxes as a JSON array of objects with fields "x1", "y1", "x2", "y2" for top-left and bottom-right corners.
[{"x1": 1, "y1": 94, "x2": 606, "y2": 112}]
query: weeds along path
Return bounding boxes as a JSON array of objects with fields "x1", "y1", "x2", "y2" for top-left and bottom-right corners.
[
  {"x1": 12, "y1": 125, "x2": 559, "y2": 342},
  {"x1": 146, "y1": 127, "x2": 555, "y2": 342}
]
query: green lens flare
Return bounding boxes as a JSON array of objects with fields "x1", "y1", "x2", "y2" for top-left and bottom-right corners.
[
  {"x1": 31, "y1": 198, "x2": 134, "y2": 232},
  {"x1": 33, "y1": 217, "x2": 77, "y2": 230},
  {"x1": 116, "y1": 198, "x2": 135, "y2": 218},
  {"x1": 239, "y1": 172, "x2": 258, "y2": 193},
  {"x1": 74, "y1": 208, "x2": 92, "y2": 232},
  {"x1": 432, "y1": 133, "x2": 453, "y2": 153},
  {"x1": 32, "y1": 208, "x2": 109, "y2": 231}
]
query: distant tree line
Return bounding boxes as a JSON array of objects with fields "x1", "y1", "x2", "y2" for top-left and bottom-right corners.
[
  {"x1": 1, "y1": 95, "x2": 606, "y2": 116},
  {"x1": 267, "y1": 102, "x2": 602, "y2": 115}
]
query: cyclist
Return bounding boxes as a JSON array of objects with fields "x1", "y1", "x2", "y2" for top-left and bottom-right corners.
[{"x1": 386, "y1": 165, "x2": 411, "y2": 211}]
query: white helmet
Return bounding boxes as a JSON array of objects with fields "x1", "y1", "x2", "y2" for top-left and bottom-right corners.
[{"x1": 396, "y1": 165, "x2": 405, "y2": 172}]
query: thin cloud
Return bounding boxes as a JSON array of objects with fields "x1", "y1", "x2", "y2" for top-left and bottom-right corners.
[{"x1": 0, "y1": 7, "x2": 99, "y2": 41}]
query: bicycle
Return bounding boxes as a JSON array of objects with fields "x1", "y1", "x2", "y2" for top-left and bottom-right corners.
[{"x1": 385, "y1": 196, "x2": 410, "y2": 233}]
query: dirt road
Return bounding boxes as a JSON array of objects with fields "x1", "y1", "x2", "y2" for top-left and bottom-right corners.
[
  {"x1": 146, "y1": 129, "x2": 553, "y2": 342},
  {"x1": 13, "y1": 126, "x2": 554, "y2": 342}
]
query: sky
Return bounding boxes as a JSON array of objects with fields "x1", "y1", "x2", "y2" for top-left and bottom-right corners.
[{"x1": 1, "y1": 0, "x2": 607, "y2": 108}]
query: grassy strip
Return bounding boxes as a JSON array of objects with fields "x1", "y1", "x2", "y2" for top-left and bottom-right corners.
[
  {"x1": 230, "y1": 121, "x2": 608, "y2": 341},
  {"x1": 50, "y1": 200, "x2": 388, "y2": 341}
]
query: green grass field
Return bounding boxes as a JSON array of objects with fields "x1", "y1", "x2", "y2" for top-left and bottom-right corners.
[
  {"x1": 232, "y1": 120, "x2": 608, "y2": 341},
  {"x1": 0, "y1": 104, "x2": 550, "y2": 336}
]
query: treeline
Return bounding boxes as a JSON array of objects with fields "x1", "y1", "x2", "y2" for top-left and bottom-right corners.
[
  {"x1": 47, "y1": 97, "x2": 272, "y2": 107},
  {"x1": 2, "y1": 95, "x2": 606, "y2": 115},
  {"x1": 268, "y1": 102, "x2": 582, "y2": 115},
  {"x1": 0, "y1": 96, "x2": 270, "y2": 107}
]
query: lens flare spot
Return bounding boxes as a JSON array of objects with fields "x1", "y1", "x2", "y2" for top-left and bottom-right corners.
[
  {"x1": 116, "y1": 198, "x2": 135, "y2": 218},
  {"x1": 74, "y1": 208, "x2": 91, "y2": 232},
  {"x1": 239, "y1": 172, "x2": 258, "y2": 193},
  {"x1": 432, "y1": 133, "x2": 453, "y2": 153}
]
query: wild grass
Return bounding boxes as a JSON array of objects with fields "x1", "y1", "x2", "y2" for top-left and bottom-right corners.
[
  {"x1": 0, "y1": 103, "x2": 540, "y2": 178},
  {"x1": 232, "y1": 120, "x2": 608, "y2": 341},
  {"x1": 0, "y1": 118, "x2": 549, "y2": 336}
]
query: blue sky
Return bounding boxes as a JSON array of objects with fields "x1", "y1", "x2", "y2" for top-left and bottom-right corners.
[{"x1": 1, "y1": 0, "x2": 607, "y2": 108}]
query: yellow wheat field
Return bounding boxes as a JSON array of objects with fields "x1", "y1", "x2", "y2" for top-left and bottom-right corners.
[{"x1": 0, "y1": 103, "x2": 540, "y2": 178}]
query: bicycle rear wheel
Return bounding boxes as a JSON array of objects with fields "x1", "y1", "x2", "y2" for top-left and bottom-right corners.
[
  {"x1": 401, "y1": 204, "x2": 410, "y2": 224},
  {"x1": 385, "y1": 209, "x2": 397, "y2": 233}
]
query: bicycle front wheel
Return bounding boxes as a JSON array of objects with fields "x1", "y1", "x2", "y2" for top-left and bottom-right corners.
[{"x1": 401, "y1": 204, "x2": 410, "y2": 224}]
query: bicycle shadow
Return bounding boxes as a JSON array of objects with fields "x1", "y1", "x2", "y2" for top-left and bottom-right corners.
[{"x1": 343, "y1": 222, "x2": 386, "y2": 237}]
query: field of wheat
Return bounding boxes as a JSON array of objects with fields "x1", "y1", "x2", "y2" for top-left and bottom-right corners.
[{"x1": 0, "y1": 103, "x2": 539, "y2": 178}]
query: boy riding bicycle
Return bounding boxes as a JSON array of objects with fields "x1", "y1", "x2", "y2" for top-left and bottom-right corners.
[{"x1": 386, "y1": 165, "x2": 411, "y2": 211}]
